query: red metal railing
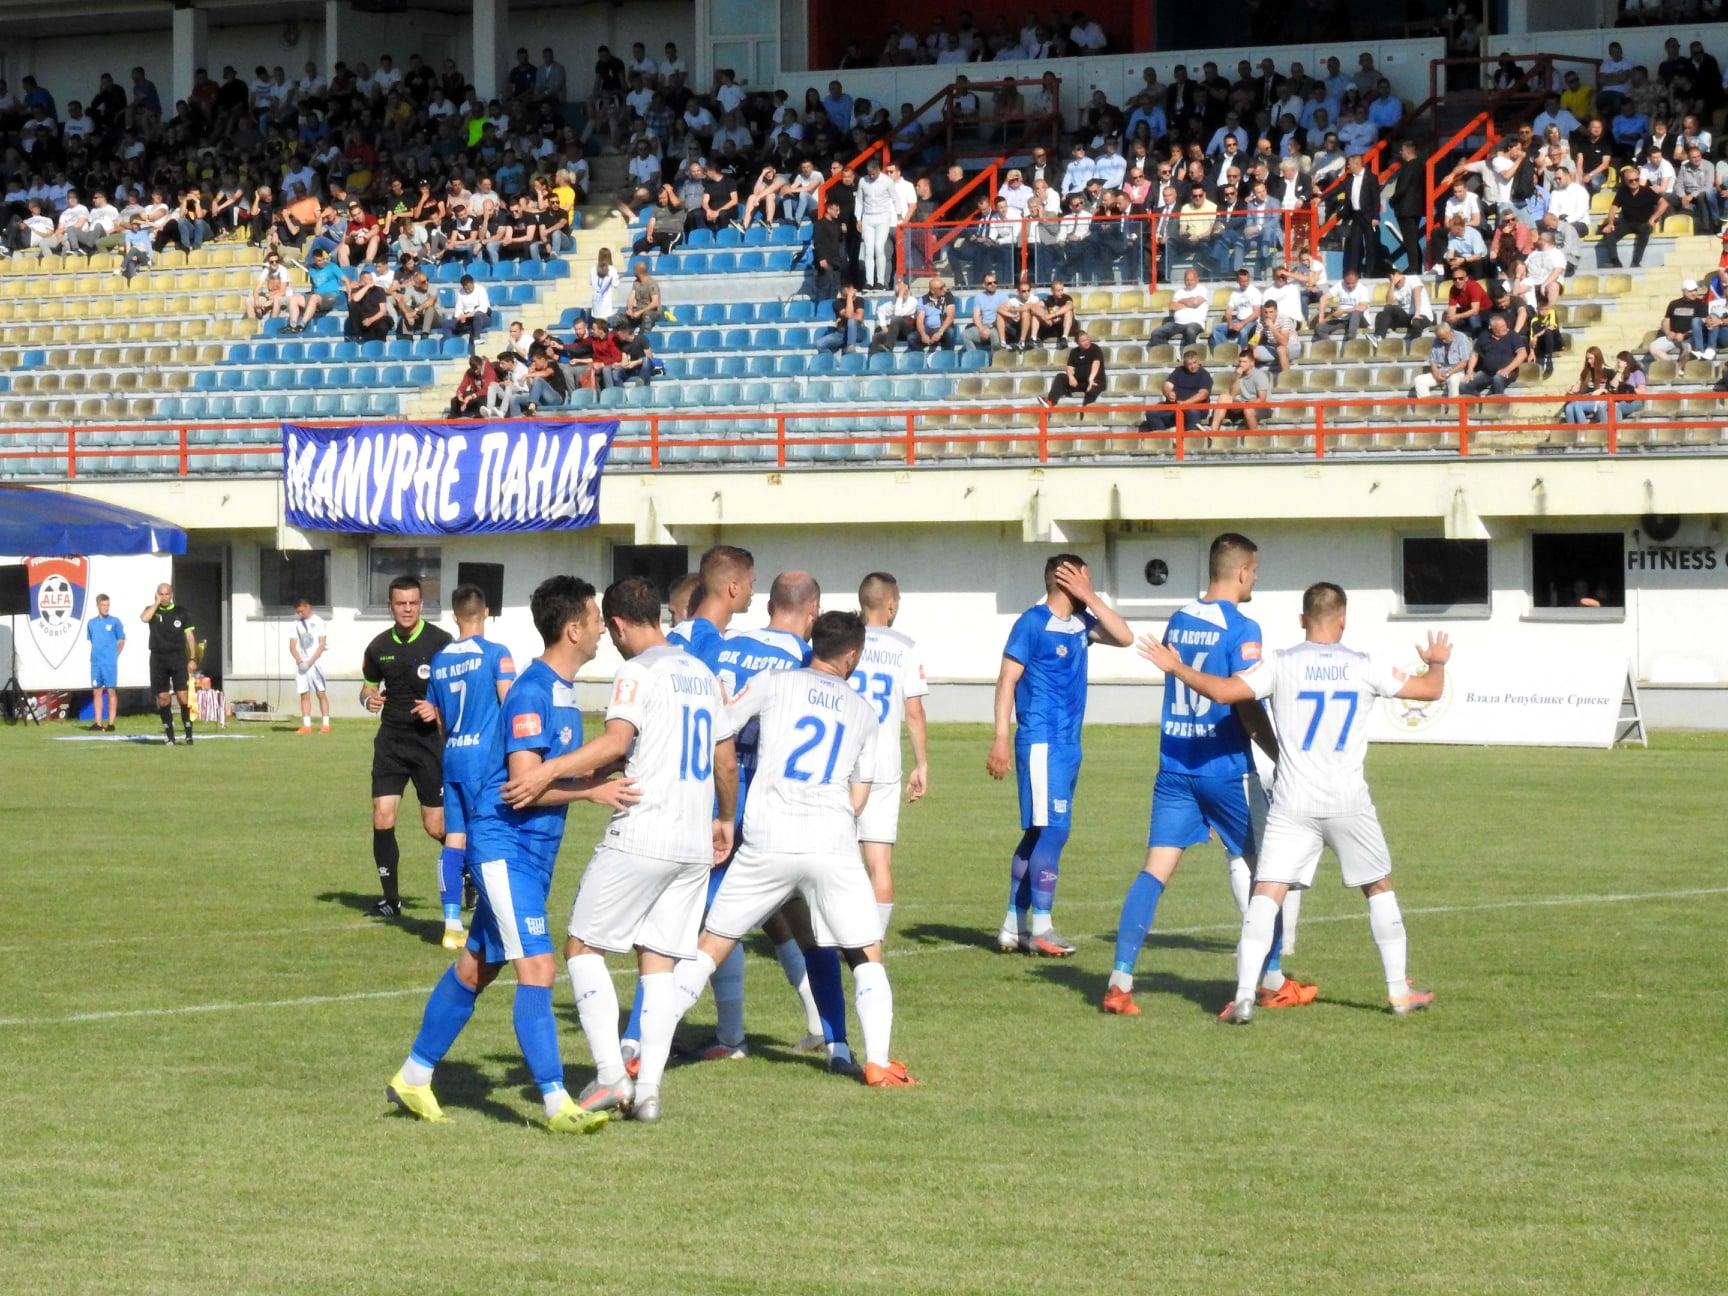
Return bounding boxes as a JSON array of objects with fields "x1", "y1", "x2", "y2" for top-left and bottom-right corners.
[
  {"x1": 1425, "y1": 112, "x2": 1501, "y2": 269},
  {"x1": 894, "y1": 206, "x2": 1315, "y2": 290},
  {"x1": 3, "y1": 393, "x2": 1715, "y2": 478},
  {"x1": 1310, "y1": 139, "x2": 1398, "y2": 245}
]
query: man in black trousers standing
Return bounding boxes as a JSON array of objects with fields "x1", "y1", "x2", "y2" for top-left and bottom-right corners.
[{"x1": 1338, "y1": 152, "x2": 1382, "y2": 277}]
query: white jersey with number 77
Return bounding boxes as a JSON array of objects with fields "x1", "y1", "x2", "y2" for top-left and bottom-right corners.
[
  {"x1": 1243, "y1": 641, "x2": 1410, "y2": 817},
  {"x1": 726, "y1": 668, "x2": 880, "y2": 855}
]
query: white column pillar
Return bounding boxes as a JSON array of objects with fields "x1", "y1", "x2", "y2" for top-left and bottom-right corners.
[
  {"x1": 472, "y1": 0, "x2": 503, "y2": 102},
  {"x1": 324, "y1": 0, "x2": 343, "y2": 80},
  {"x1": 1504, "y1": 0, "x2": 1529, "y2": 36},
  {"x1": 171, "y1": 4, "x2": 208, "y2": 108}
]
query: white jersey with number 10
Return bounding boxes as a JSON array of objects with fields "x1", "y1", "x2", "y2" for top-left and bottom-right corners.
[
  {"x1": 1243, "y1": 641, "x2": 1408, "y2": 817},
  {"x1": 601, "y1": 643, "x2": 735, "y2": 865},
  {"x1": 849, "y1": 625, "x2": 928, "y2": 784},
  {"x1": 726, "y1": 668, "x2": 880, "y2": 856}
]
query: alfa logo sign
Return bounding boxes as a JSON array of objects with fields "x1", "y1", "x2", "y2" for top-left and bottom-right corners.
[{"x1": 26, "y1": 555, "x2": 89, "y2": 670}]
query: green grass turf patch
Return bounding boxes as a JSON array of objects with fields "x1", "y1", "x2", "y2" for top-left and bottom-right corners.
[{"x1": 0, "y1": 718, "x2": 1723, "y2": 1294}]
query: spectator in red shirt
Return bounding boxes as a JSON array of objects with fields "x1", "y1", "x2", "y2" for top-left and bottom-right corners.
[
  {"x1": 448, "y1": 354, "x2": 496, "y2": 417},
  {"x1": 1444, "y1": 266, "x2": 1493, "y2": 338},
  {"x1": 586, "y1": 320, "x2": 623, "y2": 388},
  {"x1": 340, "y1": 202, "x2": 381, "y2": 266}
]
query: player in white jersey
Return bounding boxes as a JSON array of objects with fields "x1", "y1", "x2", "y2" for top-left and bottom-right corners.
[
  {"x1": 851, "y1": 572, "x2": 930, "y2": 936},
  {"x1": 500, "y1": 577, "x2": 737, "y2": 1124},
  {"x1": 669, "y1": 611, "x2": 918, "y2": 1087},
  {"x1": 1142, "y1": 582, "x2": 1451, "y2": 1022},
  {"x1": 290, "y1": 596, "x2": 330, "y2": 732}
]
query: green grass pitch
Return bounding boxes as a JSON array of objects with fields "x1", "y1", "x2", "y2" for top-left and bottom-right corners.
[{"x1": 1, "y1": 718, "x2": 1723, "y2": 1294}]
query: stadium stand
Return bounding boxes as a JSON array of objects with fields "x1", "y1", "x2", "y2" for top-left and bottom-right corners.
[{"x1": 4, "y1": 29, "x2": 1728, "y2": 480}]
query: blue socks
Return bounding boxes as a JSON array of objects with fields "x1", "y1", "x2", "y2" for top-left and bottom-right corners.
[
  {"x1": 437, "y1": 845, "x2": 464, "y2": 925},
  {"x1": 512, "y1": 982, "x2": 566, "y2": 1099},
  {"x1": 804, "y1": 946, "x2": 848, "y2": 1045},
  {"x1": 1007, "y1": 828, "x2": 1038, "y2": 921},
  {"x1": 621, "y1": 979, "x2": 646, "y2": 1047},
  {"x1": 1265, "y1": 910, "x2": 1284, "y2": 977},
  {"x1": 408, "y1": 965, "x2": 479, "y2": 1072},
  {"x1": 1112, "y1": 872, "x2": 1165, "y2": 977},
  {"x1": 1028, "y1": 823, "x2": 1071, "y2": 916}
]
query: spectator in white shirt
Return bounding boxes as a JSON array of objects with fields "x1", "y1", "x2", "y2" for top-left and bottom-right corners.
[
  {"x1": 1210, "y1": 267, "x2": 1263, "y2": 346},
  {"x1": 870, "y1": 278, "x2": 921, "y2": 352},
  {"x1": 1545, "y1": 167, "x2": 1589, "y2": 234},
  {"x1": 1532, "y1": 95, "x2": 1580, "y2": 142},
  {"x1": 442, "y1": 273, "x2": 493, "y2": 351},
  {"x1": 714, "y1": 69, "x2": 747, "y2": 115},
  {"x1": 1314, "y1": 269, "x2": 1371, "y2": 340},
  {"x1": 1148, "y1": 267, "x2": 1210, "y2": 346},
  {"x1": 1069, "y1": 12, "x2": 1107, "y2": 52},
  {"x1": 1061, "y1": 143, "x2": 1096, "y2": 195},
  {"x1": 1093, "y1": 139, "x2": 1127, "y2": 190},
  {"x1": 999, "y1": 169, "x2": 1034, "y2": 216},
  {"x1": 1374, "y1": 268, "x2": 1433, "y2": 341}
]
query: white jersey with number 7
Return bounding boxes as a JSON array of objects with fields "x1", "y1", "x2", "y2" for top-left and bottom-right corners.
[
  {"x1": 1243, "y1": 641, "x2": 1410, "y2": 817},
  {"x1": 726, "y1": 668, "x2": 880, "y2": 855},
  {"x1": 601, "y1": 643, "x2": 735, "y2": 865}
]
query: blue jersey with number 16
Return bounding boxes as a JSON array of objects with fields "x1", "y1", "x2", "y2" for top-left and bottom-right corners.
[
  {"x1": 427, "y1": 634, "x2": 518, "y2": 785},
  {"x1": 1158, "y1": 598, "x2": 1261, "y2": 778}
]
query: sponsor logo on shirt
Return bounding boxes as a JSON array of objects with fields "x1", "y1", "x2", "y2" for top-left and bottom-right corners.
[
  {"x1": 416, "y1": 663, "x2": 431, "y2": 680},
  {"x1": 1241, "y1": 642, "x2": 1261, "y2": 661},
  {"x1": 1055, "y1": 644, "x2": 1068, "y2": 658},
  {"x1": 613, "y1": 677, "x2": 638, "y2": 705},
  {"x1": 513, "y1": 712, "x2": 542, "y2": 738},
  {"x1": 499, "y1": 656, "x2": 515, "y2": 673}
]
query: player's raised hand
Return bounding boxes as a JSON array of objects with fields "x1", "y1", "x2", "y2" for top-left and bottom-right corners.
[
  {"x1": 1051, "y1": 560, "x2": 1096, "y2": 605},
  {"x1": 907, "y1": 762, "x2": 928, "y2": 801},
  {"x1": 1416, "y1": 631, "x2": 1453, "y2": 666},
  {"x1": 712, "y1": 818, "x2": 735, "y2": 865},
  {"x1": 500, "y1": 760, "x2": 558, "y2": 809},
  {"x1": 588, "y1": 776, "x2": 641, "y2": 812},
  {"x1": 410, "y1": 699, "x2": 439, "y2": 725},
  {"x1": 1137, "y1": 633, "x2": 1180, "y2": 673},
  {"x1": 986, "y1": 734, "x2": 1012, "y2": 780}
]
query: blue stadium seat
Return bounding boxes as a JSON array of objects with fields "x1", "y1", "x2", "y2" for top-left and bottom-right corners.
[
  {"x1": 559, "y1": 307, "x2": 582, "y2": 328},
  {"x1": 545, "y1": 260, "x2": 569, "y2": 278},
  {"x1": 928, "y1": 351, "x2": 960, "y2": 372},
  {"x1": 745, "y1": 356, "x2": 776, "y2": 378},
  {"x1": 648, "y1": 385, "x2": 678, "y2": 407},
  {"x1": 714, "y1": 227, "x2": 742, "y2": 248},
  {"x1": 411, "y1": 337, "x2": 442, "y2": 359},
  {"x1": 783, "y1": 299, "x2": 816, "y2": 324},
  {"x1": 192, "y1": 370, "x2": 219, "y2": 391},
  {"x1": 228, "y1": 344, "x2": 254, "y2": 364},
  {"x1": 739, "y1": 382, "x2": 772, "y2": 405},
  {"x1": 673, "y1": 383, "x2": 708, "y2": 407},
  {"x1": 379, "y1": 365, "x2": 407, "y2": 386},
  {"x1": 598, "y1": 387, "x2": 625, "y2": 408},
  {"x1": 624, "y1": 384, "x2": 653, "y2": 407},
  {"x1": 773, "y1": 355, "x2": 806, "y2": 377},
  {"x1": 684, "y1": 228, "x2": 714, "y2": 249},
  {"x1": 765, "y1": 251, "x2": 794, "y2": 271},
  {"x1": 265, "y1": 367, "x2": 296, "y2": 388},
  {"x1": 919, "y1": 377, "x2": 950, "y2": 400},
  {"x1": 769, "y1": 224, "x2": 799, "y2": 246},
  {"x1": 694, "y1": 329, "x2": 722, "y2": 349},
  {"x1": 233, "y1": 395, "x2": 264, "y2": 418},
  {"x1": 657, "y1": 331, "x2": 688, "y2": 352},
  {"x1": 681, "y1": 253, "x2": 711, "y2": 273},
  {"x1": 518, "y1": 261, "x2": 547, "y2": 280},
  {"x1": 216, "y1": 370, "x2": 247, "y2": 391},
  {"x1": 155, "y1": 397, "x2": 183, "y2": 419},
  {"x1": 757, "y1": 327, "x2": 785, "y2": 349},
  {"x1": 306, "y1": 341, "x2": 336, "y2": 363},
  {"x1": 276, "y1": 342, "x2": 306, "y2": 363},
  {"x1": 717, "y1": 355, "x2": 747, "y2": 379},
  {"x1": 807, "y1": 352, "x2": 836, "y2": 375},
  {"x1": 834, "y1": 353, "x2": 866, "y2": 375},
  {"x1": 866, "y1": 352, "x2": 897, "y2": 374},
  {"x1": 695, "y1": 303, "x2": 727, "y2": 324},
  {"x1": 656, "y1": 256, "x2": 682, "y2": 276},
  {"x1": 349, "y1": 365, "x2": 376, "y2": 385},
  {"x1": 743, "y1": 225, "x2": 770, "y2": 247},
  {"x1": 720, "y1": 303, "x2": 752, "y2": 323},
  {"x1": 312, "y1": 394, "x2": 342, "y2": 416},
  {"x1": 960, "y1": 349, "x2": 989, "y2": 371},
  {"x1": 333, "y1": 342, "x2": 360, "y2": 362},
  {"x1": 385, "y1": 339, "x2": 414, "y2": 359},
  {"x1": 889, "y1": 378, "x2": 922, "y2": 401},
  {"x1": 440, "y1": 337, "x2": 469, "y2": 358},
  {"x1": 707, "y1": 252, "x2": 737, "y2": 273},
  {"x1": 861, "y1": 379, "x2": 894, "y2": 403},
  {"x1": 782, "y1": 326, "x2": 814, "y2": 348},
  {"x1": 309, "y1": 316, "x2": 342, "y2": 336},
  {"x1": 435, "y1": 262, "x2": 465, "y2": 283},
  {"x1": 284, "y1": 394, "x2": 316, "y2": 417},
  {"x1": 722, "y1": 328, "x2": 751, "y2": 350},
  {"x1": 206, "y1": 396, "x2": 236, "y2": 418},
  {"x1": 689, "y1": 357, "x2": 719, "y2": 378},
  {"x1": 737, "y1": 251, "x2": 767, "y2": 272},
  {"x1": 756, "y1": 301, "x2": 784, "y2": 322},
  {"x1": 365, "y1": 393, "x2": 396, "y2": 415},
  {"x1": 408, "y1": 365, "x2": 435, "y2": 385},
  {"x1": 259, "y1": 318, "x2": 286, "y2": 336}
]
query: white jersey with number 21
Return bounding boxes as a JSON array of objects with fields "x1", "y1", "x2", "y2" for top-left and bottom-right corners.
[
  {"x1": 726, "y1": 668, "x2": 879, "y2": 856},
  {"x1": 602, "y1": 643, "x2": 734, "y2": 865},
  {"x1": 1244, "y1": 641, "x2": 1408, "y2": 818}
]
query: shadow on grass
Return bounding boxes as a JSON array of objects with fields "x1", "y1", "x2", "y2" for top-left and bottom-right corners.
[
  {"x1": 1032, "y1": 960, "x2": 1234, "y2": 1015},
  {"x1": 433, "y1": 1057, "x2": 543, "y2": 1126},
  {"x1": 1145, "y1": 930, "x2": 1236, "y2": 956},
  {"x1": 316, "y1": 890, "x2": 448, "y2": 948},
  {"x1": 895, "y1": 922, "x2": 1003, "y2": 952}
]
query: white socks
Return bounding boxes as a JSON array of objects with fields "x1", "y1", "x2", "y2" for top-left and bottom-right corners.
[
  {"x1": 1001, "y1": 907, "x2": 1025, "y2": 937},
  {"x1": 1281, "y1": 889, "x2": 1303, "y2": 955},
  {"x1": 1235, "y1": 894, "x2": 1280, "y2": 1002},
  {"x1": 634, "y1": 971, "x2": 676, "y2": 1095},
  {"x1": 566, "y1": 952, "x2": 625, "y2": 1086},
  {"x1": 852, "y1": 960, "x2": 894, "y2": 1068},
  {"x1": 712, "y1": 944, "x2": 746, "y2": 1047},
  {"x1": 877, "y1": 901, "x2": 893, "y2": 939},
  {"x1": 672, "y1": 949, "x2": 717, "y2": 1021},
  {"x1": 400, "y1": 1056, "x2": 433, "y2": 1086},
  {"x1": 776, "y1": 938, "x2": 822, "y2": 1036},
  {"x1": 1227, "y1": 856, "x2": 1252, "y2": 917},
  {"x1": 1368, "y1": 890, "x2": 1408, "y2": 1000},
  {"x1": 1030, "y1": 910, "x2": 1053, "y2": 937}
]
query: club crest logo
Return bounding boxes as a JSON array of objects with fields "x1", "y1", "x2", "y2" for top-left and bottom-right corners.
[
  {"x1": 1382, "y1": 661, "x2": 1451, "y2": 732},
  {"x1": 26, "y1": 556, "x2": 88, "y2": 670}
]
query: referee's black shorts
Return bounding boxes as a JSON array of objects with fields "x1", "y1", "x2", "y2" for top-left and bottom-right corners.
[
  {"x1": 371, "y1": 724, "x2": 445, "y2": 805},
  {"x1": 149, "y1": 654, "x2": 189, "y2": 695}
]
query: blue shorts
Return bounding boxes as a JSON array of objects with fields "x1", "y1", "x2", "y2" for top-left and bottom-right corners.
[
  {"x1": 1015, "y1": 741, "x2": 1082, "y2": 831},
  {"x1": 1147, "y1": 769, "x2": 1267, "y2": 858},
  {"x1": 442, "y1": 779, "x2": 481, "y2": 838},
  {"x1": 464, "y1": 819, "x2": 556, "y2": 964},
  {"x1": 91, "y1": 659, "x2": 117, "y2": 689}
]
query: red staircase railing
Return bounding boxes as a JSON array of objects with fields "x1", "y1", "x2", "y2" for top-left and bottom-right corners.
[{"x1": 1425, "y1": 112, "x2": 1501, "y2": 268}]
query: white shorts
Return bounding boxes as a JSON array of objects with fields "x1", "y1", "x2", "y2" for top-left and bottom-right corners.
[
  {"x1": 856, "y1": 780, "x2": 901, "y2": 844},
  {"x1": 1255, "y1": 807, "x2": 1393, "y2": 892},
  {"x1": 565, "y1": 844, "x2": 710, "y2": 960},
  {"x1": 705, "y1": 844, "x2": 882, "y2": 949},
  {"x1": 296, "y1": 665, "x2": 327, "y2": 694}
]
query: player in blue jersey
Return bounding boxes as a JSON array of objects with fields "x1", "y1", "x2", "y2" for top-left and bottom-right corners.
[
  {"x1": 667, "y1": 544, "x2": 756, "y2": 660},
  {"x1": 418, "y1": 584, "x2": 518, "y2": 951},
  {"x1": 1102, "y1": 532, "x2": 1313, "y2": 1016},
  {"x1": 85, "y1": 594, "x2": 125, "y2": 731},
  {"x1": 385, "y1": 575, "x2": 640, "y2": 1133},
  {"x1": 987, "y1": 555, "x2": 1133, "y2": 955}
]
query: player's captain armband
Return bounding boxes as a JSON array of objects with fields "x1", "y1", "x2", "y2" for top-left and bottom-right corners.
[
  {"x1": 512, "y1": 712, "x2": 543, "y2": 738},
  {"x1": 1240, "y1": 642, "x2": 1262, "y2": 662},
  {"x1": 612, "y1": 677, "x2": 639, "y2": 705}
]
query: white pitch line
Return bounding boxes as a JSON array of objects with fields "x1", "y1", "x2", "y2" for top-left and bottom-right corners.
[{"x1": 2, "y1": 886, "x2": 1723, "y2": 1029}]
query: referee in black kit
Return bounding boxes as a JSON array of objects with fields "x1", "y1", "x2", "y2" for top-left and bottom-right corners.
[
  {"x1": 141, "y1": 581, "x2": 198, "y2": 745},
  {"x1": 360, "y1": 575, "x2": 453, "y2": 918}
]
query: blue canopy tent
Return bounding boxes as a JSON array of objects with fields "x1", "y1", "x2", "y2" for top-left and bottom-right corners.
[{"x1": 0, "y1": 485, "x2": 187, "y2": 556}]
